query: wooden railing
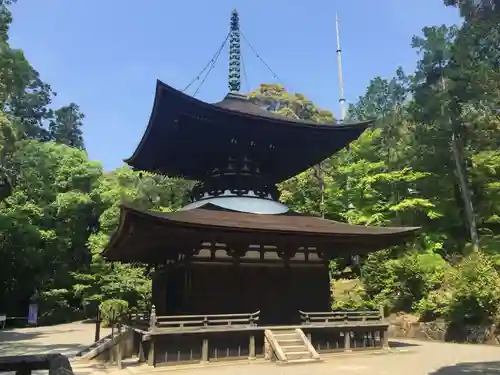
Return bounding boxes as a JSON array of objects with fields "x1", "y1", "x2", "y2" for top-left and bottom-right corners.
[
  {"x1": 130, "y1": 312, "x2": 149, "y2": 320},
  {"x1": 299, "y1": 309, "x2": 383, "y2": 325},
  {"x1": 143, "y1": 306, "x2": 260, "y2": 330},
  {"x1": 128, "y1": 311, "x2": 150, "y2": 325}
]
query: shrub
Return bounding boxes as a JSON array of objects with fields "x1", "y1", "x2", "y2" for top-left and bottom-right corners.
[
  {"x1": 38, "y1": 288, "x2": 83, "y2": 325},
  {"x1": 99, "y1": 299, "x2": 129, "y2": 327},
  {"x1": 331, "y1": 278, "x2": 377, "y2": 310},
  {"x1": 446, "y1": 251, "x2": 500, "y2": 325},
  {"x1": 415, "y1": 289, "x2": 453, "y2": 321},
  {"x1": 361, "y1": 250, "x2": 450, "y2": 313}
]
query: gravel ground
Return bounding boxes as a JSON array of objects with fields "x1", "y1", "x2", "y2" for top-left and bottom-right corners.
[{"x1": 2, "y1": 323, "x2": 500, "y2": 374}]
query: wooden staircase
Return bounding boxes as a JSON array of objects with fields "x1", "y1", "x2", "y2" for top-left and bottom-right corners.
[{"x1": 264, "y1": 328, "x2": 321, "y2": 365}]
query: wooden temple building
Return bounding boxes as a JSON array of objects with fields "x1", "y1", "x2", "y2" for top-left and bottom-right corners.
[{"x1": 100, "y1": 10, "x2": 418, "y2": 367}]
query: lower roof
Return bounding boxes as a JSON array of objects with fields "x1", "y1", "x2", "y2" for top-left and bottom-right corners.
[{"x1": 102, "y1": 203, "x2": 419, "y2": 263}]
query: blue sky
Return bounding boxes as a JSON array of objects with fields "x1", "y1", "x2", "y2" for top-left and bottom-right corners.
[{"x1": 10, "y1": 0, "x2": 460, "y2": 171}]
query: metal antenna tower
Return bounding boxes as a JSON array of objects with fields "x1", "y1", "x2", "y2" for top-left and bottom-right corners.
[
  {"x1": 335, "y1": 13, "x2": 347, "y2": 122},
  {"x1": 228, "y1": 9, "x2": 241, "y2": 93}
]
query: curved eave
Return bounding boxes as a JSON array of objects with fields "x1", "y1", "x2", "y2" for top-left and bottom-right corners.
[
  {"x1": 101, "y1": 205, "x2": 134, "y2": 260},
  {"x1": 124, "y1": 79, "x2": 375, "y2": 168},
  {"x1": 102, "y1": 204, "x2": 420, "y2": 262},
  {"x1": 125, "y1": 81, "x2": 165, "y2": 167}
]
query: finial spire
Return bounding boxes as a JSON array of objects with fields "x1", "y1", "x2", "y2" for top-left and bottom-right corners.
[
  {"x1": 228, "y1": 9, "x2": 241, "y2": 93},
  {"x1": 335, "y1": 12, "x2": 347, "y2": 122}
]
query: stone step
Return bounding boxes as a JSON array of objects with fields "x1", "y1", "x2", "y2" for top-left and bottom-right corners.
[
  {"x1": 273, "y1": 331, "x2": 300, "y2": 336},
  {"x1": 276, "y1": 338, "x2": 303, "y2": 343},
  {"x1": 267, "y1": 328, "x2": 321, "y2": 365},
  {"x1": 282, "y1": 358, "x2": 322, "y2": 365},
  {"x1": 282, "y1": 345, "x2": 309, "y2": 353},
  {"x1": 274, "y1": 335, "x2": 302, "y2": 342},
  {"x1": 277, "y1": 336, "x2": 302, "y2": 340},
  {"x1": 70, "y1": 360, "x2": 113, "y2": 375},
  {"x1": 272, "y1": 329, "x2": 297, "y2": 334},
  {"x1": 285, "y1": 351, "x2": 311, "y2": 361},
  {"x1": 279, "y1": 342, "x2": 303, "y2": 347}
]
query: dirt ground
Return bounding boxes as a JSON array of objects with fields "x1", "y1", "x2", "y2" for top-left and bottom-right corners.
[{"x1": 2, "y1": 323, "x2": 500, "y2": 374}]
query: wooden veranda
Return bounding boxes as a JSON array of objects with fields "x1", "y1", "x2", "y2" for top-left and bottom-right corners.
[{"x1": 102, "y1": 307, "x2": 390, "y2": 367}]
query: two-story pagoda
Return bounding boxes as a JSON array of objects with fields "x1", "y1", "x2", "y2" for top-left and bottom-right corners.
[{"x1": 101, "y1": 10, "x2": 418, "y2": 366}]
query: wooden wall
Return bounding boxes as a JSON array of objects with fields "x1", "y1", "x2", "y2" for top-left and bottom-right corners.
[{"x1": 155, "y1": 261, "x2": 331, "y2": 325}]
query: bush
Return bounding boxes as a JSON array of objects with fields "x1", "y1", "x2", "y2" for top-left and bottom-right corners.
[
  {"x1": 360, "y1": 250, "x2": 398, "y2": 308},
  {"x1": 331, "y1": 278, "x2": 377, "y2": 310},
  {"x1": 415, "y1": 251, "x2": 500, "y2": 325},
  {"x1": 361, "y1": 250, "x2": 450, "y2": 313},
  {"x1": 38, "y1": 289, "x2": 83, "y2": 325},
  {"x1": 446, "y1": 251, "x2": 500, "y2": 325},
  {"x1": 393, "y1": 252, "x2": 450, "y2": 312},
  {"x1": 415, "y1": 289, "x2": 452, "y2": 321},
  {"x1": 99, "y1": 299, "x2": 129, "y2": 326}
]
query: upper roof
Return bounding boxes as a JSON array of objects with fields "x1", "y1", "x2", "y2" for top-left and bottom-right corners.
[
  {"x1": 213, "y1": 92, "x2": 335, "y2": 125},
  {"x1": 124, "y1": 80, "x2": 374, "y2": 182},
  {"x1": 102, "y1": 203, "x2": 419, "y2": 263}
]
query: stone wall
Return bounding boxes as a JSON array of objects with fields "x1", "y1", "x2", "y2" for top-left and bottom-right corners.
[{"x1": 387, "y1": 313, "x2": 500, "y2": 345}]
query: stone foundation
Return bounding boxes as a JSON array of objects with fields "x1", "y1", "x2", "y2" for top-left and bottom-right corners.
[{"x1": 387, "y1": 313, "x2": 500, "y2": 344}]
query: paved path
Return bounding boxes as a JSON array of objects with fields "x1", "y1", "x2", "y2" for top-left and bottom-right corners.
[
  {"x1": 2, "y1": 323, "x2": 500, "y2": 374},
  {"x1": 0, "y1": 321, "x2": 110, "y2": 357},
  {"x1": 129, "y1": 340, "x2": 500, "y2": 375},
  {"x1": 0, "y1": 322, "x2": 113, "y2": 375}
]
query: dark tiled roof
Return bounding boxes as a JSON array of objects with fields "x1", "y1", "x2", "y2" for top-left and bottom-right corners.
[
  {"x1": 131, "y1": 203, "x2": 418, "y2": 236},
  {"x1": 213, "y1": 92, "x2": 336, "y2": 126},
  {"x1": 102, "y1": 203, "x2": 419, "y2": 262},
  {"x1": 124, "y1": 80, "x2": 374, "y2": 182}
]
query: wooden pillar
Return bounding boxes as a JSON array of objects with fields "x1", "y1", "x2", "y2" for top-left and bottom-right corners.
[
  {"x1": 344, "y1": 331, "x2": 351, "y2": 352},
  {"x1": 248, "y1": 334, "x2": 256, "y2": 360},
  {"x1": 264, "y1": 337, "x2": 270, "y2": 360},
  {"x1": 125, "y1": 328, "x2": 134, "y2": 358},
  {"x1": 379, "y1": 305, "x2": 385, "y2": 320},
  {"x1": 183, "y1": 264, "x2": 190, "y2": 311},
  {"x1": 201, "y1": 338, "x2": 209, "y2": 363},
  {"x1": 147, "y1": 340, "x2": 156, "y2": 367},
  {"x1": 149, "y1": 305, "x2": 157, "y2": 331},
  {"x1": 138, "y1": 340, "x2": 146, "y2": 363},
  {"x1": 116, "y1": 338, "x2": 123, "y2": 369},
  {"x1": 152, "y1": 266, "x2": 168, "y2": 315},
  {"x1": 94, "y1": 308, "x2": 101, "y2": 343},
  {"x1": 382, "y1": 329, "x2": 390, "y2": 349}
]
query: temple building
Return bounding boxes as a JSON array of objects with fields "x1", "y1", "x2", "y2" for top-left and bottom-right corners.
[{"x1": 101, "y1": 10, "x2": 418, "y2": 366}]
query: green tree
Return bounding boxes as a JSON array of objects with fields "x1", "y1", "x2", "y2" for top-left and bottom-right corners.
[
  {"x1": 0, "y1": 141, "x2": 102, "y2": 320},
  {"x1": 411, "y1": 25, "x2": 480, "y2": 251},
  {"x1": 0, "y1": 1, "x2": 54, "y2": 140},
  {"x1": 49, "y1": 103, "x2": 85, "y2": 150},
  {"x1": 72, "y1": 167, "x2": 191, "y2": 313},
  {"x1": 248, "y1": 83, "x2": 335, "y2": 123}
]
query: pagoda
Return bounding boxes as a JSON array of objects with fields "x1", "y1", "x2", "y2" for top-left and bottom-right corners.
[{"x1": 102, "y1": 10, "x2": 418, "y2": 366}]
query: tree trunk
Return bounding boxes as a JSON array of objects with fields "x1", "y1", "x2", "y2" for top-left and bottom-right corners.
[
  {"x1": 450, "y1": 131, "x2": 480, "y2": 251},
  {"x1": 440, "y1": 76, "x2": 480, "y2": 251}
]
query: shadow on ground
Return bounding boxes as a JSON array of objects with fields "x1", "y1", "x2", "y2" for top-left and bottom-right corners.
[
  {"x1": 389, "y1": 340, "x2": 420, "y2": 348},
  {"x1": 0, "y1": 342, "x2": 88, "y2": 356},
  {"x1": 431, "y1": 361, "x2": 500, "y2": 374},
  {"x1": 0, "y1": 330, "x2": 43, "y2": 342},
  {"x1": 0, "y1": 329, "x2": 86, "y2": 356}
]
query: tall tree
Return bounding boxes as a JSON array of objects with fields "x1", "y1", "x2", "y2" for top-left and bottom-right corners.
[
  {"x1": 49, "y1": 103, "x2": 85, "y2": 150},
  {"x1": 411, "y1": 25, "x2": 480, "y2": 251},
  {"x1": 444, "y1": 0, "x2": 499, "y2": 20},
  {"x1": 0, "y1": 111, "x2": 15, "y2": 200},
  {"x1": 0, "y1": 1, "x2": 54, "y2": 140},
  {"x1": 248, "y1": 83, "x2": 335, "y2": 123},
  {"x1": 0, "y1": 141, "x2": 102, "y2": 319}
]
